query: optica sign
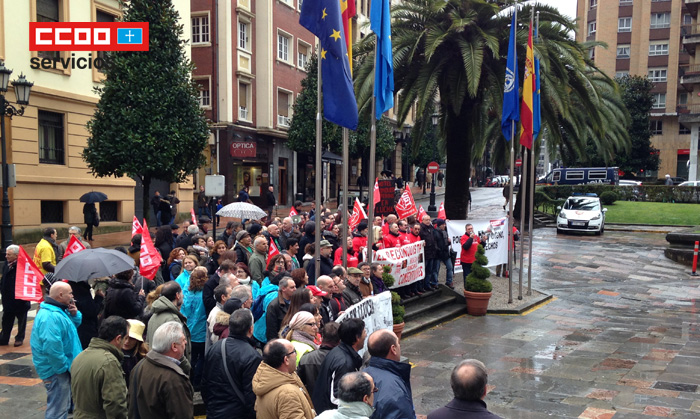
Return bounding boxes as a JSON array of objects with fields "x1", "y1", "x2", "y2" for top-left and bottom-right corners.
[{"x1": 230, "y1": 141, "x2": 256, "y2": 158}]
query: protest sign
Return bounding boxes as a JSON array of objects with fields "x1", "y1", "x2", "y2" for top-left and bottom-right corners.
[
  {"x1": 373, "y1": 240, "x2": 425, "y2": 288},
  {"x1": 374, "y1": 179, "x2": 395, "y2": 216},
  {"x1": 336, "y1": 291, "x2": 392, "y2": 357},
  {"x1": 446, "y1": 218, "x2": 508, "y2": 273}
]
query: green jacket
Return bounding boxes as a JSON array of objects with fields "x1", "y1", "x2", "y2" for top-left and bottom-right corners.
[
  {"x1": 249, "y1": 251, "x2": 267, "y2": 285},
  {"x1": 70, "y1": 338, "x2": 127, "y2": 419},
  {"x1": 146, "y1": 296, "x2": 192, "y2": 375}
]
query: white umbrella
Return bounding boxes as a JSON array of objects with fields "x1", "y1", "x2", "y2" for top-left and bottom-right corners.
[{"x1": 216, "y1": 202, "x2": 267, "y2": 219}]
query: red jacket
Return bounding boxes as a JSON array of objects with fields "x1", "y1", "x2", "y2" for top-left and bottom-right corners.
[
  {"x1": 334, "y1": 247, "x2": 359, "y2": 267},
  {"x1": 399, "y1": 232, "x2": 412, "y2": 246},
  {"x1": 460, "y1": 234, "x2": 480, "y2": 264},
  {"x1": 383, "y1": 232, "x2": 402, "y2": 249},
  {"x1": 352, "y1": 236, "x2": 367, "y2": 254},
  {"x1": 407, "y1": 233, "x2": 421, "y2": 244}
]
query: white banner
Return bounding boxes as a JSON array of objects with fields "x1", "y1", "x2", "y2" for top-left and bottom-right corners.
[
  {"x1": 336, "y1": 291, "x2": 393, "y2": 358},
  {"x1": 373, "y1": 241, "x2": 425, "y2": 288},
  {"x1": 447, "y1": 218, "x2": 509, "y2": 273}
]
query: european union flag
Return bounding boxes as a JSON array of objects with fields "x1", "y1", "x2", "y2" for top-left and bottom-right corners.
[
  {"x1": 501, "y1": 11, "x2": 519, "y2": 141},
  {"x1": 300, "y1": 0, "x2": 358, "y2": 130},
  {"x1": 117, "y1": 28, "x2": 143, "y2": 44},
  {"x1": 370, "y1": 0, "x2": 393, "y2": 120}
]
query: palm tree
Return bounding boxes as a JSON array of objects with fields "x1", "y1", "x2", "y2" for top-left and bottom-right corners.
[{"x1": 354, "y1": 0, "x2": 629, "y2": 218}]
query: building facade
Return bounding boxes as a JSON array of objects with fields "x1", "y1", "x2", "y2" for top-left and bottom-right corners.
[{"x1": 576, "y1": 0, "x2": 698, "y2": 181}]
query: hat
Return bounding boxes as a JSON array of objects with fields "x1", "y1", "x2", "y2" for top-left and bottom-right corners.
[
  {"x1": 320, "y1": 240, "x2": 333, "y2": 248},
  {"x1": 247, "y1": 223, "x2": 263, "y2": 236},
  {"x1": 307, "y1": 285, "x2": 328, "y2": 297},
  {"x1": 170, "y1": 223, "x2": 180, "y2": 230},
  {"x1": 126, "y1": 319, "x2": 145, "y2": 342},
  {"x1": 236, "y1": 230, "x2": 250, "y2": 241},
  {"x1": 434, "y1": 218, "x2": 446, "y2": 226},
  {"x1": 223, "y1": 298, "x2": 244, "y2": 314},
  {"x1": 347, "y1": 267, "x2": 363, "y2": 275}
]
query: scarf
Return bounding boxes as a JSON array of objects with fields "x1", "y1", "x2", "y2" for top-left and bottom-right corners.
[
  {"x1": 238, "y1": 276, "x2": 251, "y2": 285},
  {"x1": 290, "y1": 330, "x2": 318, "y2": 350}
]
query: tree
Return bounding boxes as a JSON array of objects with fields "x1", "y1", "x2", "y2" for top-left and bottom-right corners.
[
  {"x1": 354, "y1": 0, "x2": 630, "y2": 219},
  {"x1": 83, "y1": 0, "x2": 210, "y2": 220}
]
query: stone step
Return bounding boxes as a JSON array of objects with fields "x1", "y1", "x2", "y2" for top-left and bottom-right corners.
[
  {"x1": 402, "y1": 300, "x2": 467, "y2": 339},
  {"x1": 404, "y1": 292, "x2": 460, "y2": 321},
  {"x1": 402, "y1": 287, "x2": 466, "y2": 338}
]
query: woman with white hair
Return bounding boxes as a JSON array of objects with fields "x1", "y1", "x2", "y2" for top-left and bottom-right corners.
[{"x1": 285, "y1": 311, "x2": 319, "y2": 365}]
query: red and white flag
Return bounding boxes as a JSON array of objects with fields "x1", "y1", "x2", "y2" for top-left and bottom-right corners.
[
  {"x1": 16, "y1": 246, "x2": 43, "y2": 302},
  {"x1": 395, "y1": 187, "x2": 418, "y2": 219},
  {"x1": 190, "y1": 208, "x2": 198, "y2": 226},
  {"x1": 417, "y1": 205, "x2": 427, "y2": 221},
  {"x1": 139, "y1": 220, "x2": 162, "y2": 280},
  {"x1": 373, "y1": 178, "x2": 381, "y2": 206},
  {"x1": 267, "y1": 239, "x2": 280, "y2": 263},
  {"x1": 348, "y1": 198, "x2": 367, "y2": 230},
  {"x1": 290, "y1": 206, "x2": 298, "y2": 217},
  {"x1": 62, "y1": 235, "x2": 86, "y2": 259},
  {"x1": 132, "y1": 215, "x2": 143, "y2": 237},
  {"x1": 437, "y1": 202, "x2": 446, "y2": 220}
]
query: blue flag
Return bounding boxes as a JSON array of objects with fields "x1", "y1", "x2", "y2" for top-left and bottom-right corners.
[
  {"x1": 300, "y1": 0, "x2": 359, "y2": 130},
  {"x1": 501, "y1": 11, "x2": 519, "y2": 141},
  {"x1": 533, "y1": 26, "x2": 541, "y2": 141},
  {"x1": 370, "y1": 0, "x2": 394, "y2": 120}
]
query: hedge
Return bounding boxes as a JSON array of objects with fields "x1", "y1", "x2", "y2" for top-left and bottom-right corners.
[{"x1": 536, "y1": 185, "x2": 700, "y2": 204}]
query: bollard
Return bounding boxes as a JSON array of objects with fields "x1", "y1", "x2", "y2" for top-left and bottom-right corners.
[{"x1": 692, "y1": 241, "x2": 699, "y2": 277}]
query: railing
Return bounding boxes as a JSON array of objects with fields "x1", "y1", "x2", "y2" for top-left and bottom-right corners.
[
  {"x1": 679, "y1": 64, "x2": 700, "y2": 77},
  {"x1": 677, "y1": 103, "x2": 700, "y2": 114},
  {"x1": 239, "y1": 107, "x2": 249, "y2": 120},
  {"x1": 681, "y1": 25, "x2": 700, "y2": 36},
  {"x1": 278, "y1": 115, "x2": 290, "y2": 126}
]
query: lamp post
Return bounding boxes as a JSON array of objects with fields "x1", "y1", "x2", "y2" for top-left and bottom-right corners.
[
  {"x1": 0, "y1": 61, "x2": 33, "y2": 259},
  {"x1": 427, "y1": 113, "x2": 439, "y2": 214}
]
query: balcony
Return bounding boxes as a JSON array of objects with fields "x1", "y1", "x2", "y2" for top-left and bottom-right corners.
[
  {"x1": 278, "y1": 115, "x2": 290, "y2": 127},
  {"x1": 678, "y1": 103, "x2": 700, "y2": 124},
  {"x1": 679, "y1": 64, "x2": 700, "y2": 86},
  {"x1": 687, "y1": 0, "x2": 700, "y2": 19},
  {"x1": 682, "y1": 25, "x2": 700, "y2": 55}
]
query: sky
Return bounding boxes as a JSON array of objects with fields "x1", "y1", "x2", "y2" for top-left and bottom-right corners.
[{"x1": 528, "y1": 0, "x2": 578, "y2": 20}]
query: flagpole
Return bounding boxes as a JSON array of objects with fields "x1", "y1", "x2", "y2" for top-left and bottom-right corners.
[
  {"x1": 342, "y1": 128, "x2": 349, "y2": 267},
  {"x1": 367, "y1": 43, "x2": 378, "y2": 265},
  {"x1": 508, "y1": 121, "x2": 514, "y2": 304},
  {"x1": 518, "y1": 146, "x2": 527, "y2": 300},
  {"x1": 528, "y1": 10, "x2": 540, "y2": 296},
  {"x1": 314, "y1": 51, "x2": 322, "y2": 280}
]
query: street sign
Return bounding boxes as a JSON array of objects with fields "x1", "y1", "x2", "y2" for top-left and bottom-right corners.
[
  {"x1": 515, "y1": 158, "x2": 522, "y2": 167},
  {"x1": 427, "y1": 162, "x2": 439, "y2": 174},
  {"x1": 204, "y1": 175, "x2": 225, "y2": 196}
]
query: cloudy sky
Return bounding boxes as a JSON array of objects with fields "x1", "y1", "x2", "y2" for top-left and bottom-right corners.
[{"x1": 528, "y1": 0, "x2": 578, "y2": 20}]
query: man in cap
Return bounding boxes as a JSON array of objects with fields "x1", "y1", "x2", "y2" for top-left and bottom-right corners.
[
  {"x1": 234, "y1": 230, "x2": 253, "y2": 266},
  {"x1": 343, "y1": 268, "x2": 364, "y2": 307},
  {"x1": 306, "y1": 240, "x2": 334, "y2": 284}
]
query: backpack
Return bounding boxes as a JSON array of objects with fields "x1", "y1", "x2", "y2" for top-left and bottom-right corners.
[{"x1": 251, "y1": 288, "x2": 277, "y2": 321}]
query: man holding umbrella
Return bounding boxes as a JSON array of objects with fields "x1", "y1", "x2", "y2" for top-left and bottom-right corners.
[{"x1": 79, "y1": 191, "x2": 107, "y2": 242}]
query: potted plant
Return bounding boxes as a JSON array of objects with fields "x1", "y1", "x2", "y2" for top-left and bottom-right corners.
[
  {"x1": 463, "y1": 244, "x2": 492, "y2": 316},
  {"x1": 381, "y1": 265, "x2": 406, "y2": 339}
]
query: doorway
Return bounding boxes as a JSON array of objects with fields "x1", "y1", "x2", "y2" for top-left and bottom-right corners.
[{"x1": 279, "y1": 157, "x2": 288, "y2": 205}]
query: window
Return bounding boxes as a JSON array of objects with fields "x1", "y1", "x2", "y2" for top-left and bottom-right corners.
[
  {"x1": 196, "y1": 79, "x2": 210, "y2": 108},
  {"x1": 650, "y1": 13, "x2": 670, "y2": 29},
  {"x1": 680, "y1": 124, "x2": 691, "y2": 135},
  {"x1": 95, "y1": 10, "x2": 116, "y2": 74},
  {"x1": 590, "y1": 0, "x2": 597, "y2": 7},
  {"x1": 679, "y1": 93, "x2": 688, "y2": 105},
  {"x1": 618, "y1": 17, "x2": 632, "y2": 32},
  {"x1": 38, "y1": 110, "x2": 65, "y2": 165},
  {"x1": 192, "y1": 15, "x2": 210, "y2": 44},
  {"x1": 648, "y1": 68, "x2": 667, "y2": 82},
  {"x1": 589, "y1": 171, "x2": 607, "y2": 180},
  {"x1": 40, "y1": 201, "x2": 64, "y2": 223},
  {"x1": 684, "y1": 14, "x2": 692, "y2": 26},
  {"x1": 277, "y1": 90, "x2": 292, "y2": 127},
  {"x1": 619, "y1": 0, "x2": 632, "y2": 3},
  {"x1": 589, "y1": 48, "x2": 595, "y2": 60},
  {"x1": 298, "y1": 42, "x2": 309, "y2": 69},
  {"x1": 239, "y1": 82, "x2": 250, "y2": 120},
  {"x1": 649, "y1": 43, "x2": 669, "y2": 56},
  {"x1": 239, "y1": 21, "x2": 250, "y2": 50},
  {"x1": 616, "y1": 45, "x2": 630, "y2": 58},
  {"x1": 652, "y1": 93, "x2": 666, "y2": 109},
  {"x1": 553, "y1": 171, "x2": 561, "y2": 182},
  {"x1": 588, "y1": 21, "x2": 596, "y2": 36},
  {"x1": 650, "y1": 120, "x2": 663, "y2": 135},
  {"x1": 37, "y1": 0, "x2": 60, "y2": 60},
  {"x1": 566, "y1": 171, "x2": 584, "y2": 180},
  {"x1": 278, "y1": 33, "x2": 290, "y2": 62},
  {"x1": 616, "y1": 71, "x2": 629, "y2": 78},
  {"x1": 99, "y1": 201, "x2": 118, "y2": 222}
]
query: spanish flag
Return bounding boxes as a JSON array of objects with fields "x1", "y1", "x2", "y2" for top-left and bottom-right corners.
[
  {"x1": 341, "y1": 0, "x2": 356, "y2": 72},
  {"x1": 520, "y1": 21, "x2": 534, "y2": 150}
]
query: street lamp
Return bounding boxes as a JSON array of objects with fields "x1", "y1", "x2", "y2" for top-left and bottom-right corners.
[
  {"x1": 0, "y1": 61, "x2": 33, "y2": 259},
  {"x1": 427, "y1": 113, "x2": 439, "y2": 214}
]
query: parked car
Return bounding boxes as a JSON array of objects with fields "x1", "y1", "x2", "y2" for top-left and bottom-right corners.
[
  {"x1": 670, "y1": 177, "x2": 687, "y2": 185},
  {"x1": 618, "y1": 180, "x2": 642, "y2": 186},
  {"x1": 556, "y1": 194, "x2": 607, "y2": 236},
  {"x1": 678, "y1": 180, "x2": 699, "y2": 187}
]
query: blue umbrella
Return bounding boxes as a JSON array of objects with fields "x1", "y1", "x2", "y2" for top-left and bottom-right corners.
[{"x1": 79, "y1": 191, "x2": 108, "y2": 203}]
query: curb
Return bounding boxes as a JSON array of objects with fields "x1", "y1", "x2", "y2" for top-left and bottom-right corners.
[{"x1": 486, "y1": 292, "x2": 554, "y2": 315}]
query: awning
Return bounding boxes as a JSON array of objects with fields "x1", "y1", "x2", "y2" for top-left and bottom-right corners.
[{"x1": 322, "y1": 150, "x2": 343, "y2": 164}]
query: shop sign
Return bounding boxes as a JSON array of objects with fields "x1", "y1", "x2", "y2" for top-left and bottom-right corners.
[{"x1": 230, "y1": 141, "x2": 256, "y2": 158}]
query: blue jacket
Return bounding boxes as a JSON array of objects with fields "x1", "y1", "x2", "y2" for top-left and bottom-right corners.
[
  {"x1": 252, "y1": 283, "x2": 279, "y2": 343},
  {"x1": 364, "y1": 356, "x2": 415, "y2": 419},
  {"x1": 181, "y1": 288, "x2": 207, "y2": 343},
  {"x1": 30, "y1": 298, "x2": 83, "y2": 380}
]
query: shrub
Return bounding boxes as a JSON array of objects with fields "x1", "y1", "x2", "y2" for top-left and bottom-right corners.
[
  {"x1": 599, "y1": 191, "x2": 618, "y2": 205},
  {"x1": 381, "y1": 265, "x2": 395, "y2": 288},
  {"x1": 391, "y1": 291, "x2": 405, "y2": 324},
  {"x1": 464, "y1": 245, "x2": 493, "y2": 293}
]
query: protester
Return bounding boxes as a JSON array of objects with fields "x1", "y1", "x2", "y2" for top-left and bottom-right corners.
[
  {"x1": 103, "y1": 269, "x2": 146, "y2": 321},
  {"x1": 278, "y1": 286, "x2": 313, "y2": 337},
  {"x1": 146, "y1": 281, "x2": 192, "y2": 375},
  {"x1": 298, "y1": 321, "x2": 339, "y2": 397},
  {"x1": 284, "y1": 238, "x2": 302, "y2": 270},
  {"x1": 30, "y1": 281, "x2": 83, "y2": 419},
  {"x1": 181, "y1": 266, "x2": 208, "y2": 388},
  {"x1": 316, "y1": 276, "x2": 341, "y2": 324},
  {"x1": 249, "y1": 237, "x2": 269, "y2": 284},
  {"x1": 203, "y1": 259, "x2": 236, "y2": 315},
  {"x1": 206, "y1": 240, "x2": 229, "y2": 275},
  {"x1": 351, "y1": 222, "x2": 368, "y2": 255},
  {"x1": 306, "y1": 240, "x2": 334, "y2": 283},
  {"x1": 206, "y1": 284, "x2": 232, "y2": 347},
  {"x1": 369, "y1": 263, "x2": 389, "y2": 294},
  {"x1": 154, "y1": 225, "x2": 174, "y2": 265},
  {"x1": 291, "y1": 267, "x2": 310, "y2": 289},
  {"x1": 427, "y1": 359, "x2": 503, "y2": 419},
  {"x1": 343, "y1": 268, "x2": 364, "y2": 307},
  {"x1": 334, "y1": 237, "x2": 359, "y2": 268},
  {"x1": 252, "y1": 339, "x2": 316, "y2": 419},
  {"x1": 69, "y1": 280, "x2": 105, "y2": 349},
  {"x1": 357, "y1": 262, "x2": 374, "y2": 297},
  {"x1": 57, "y1": 226, "x2": 91, "y2": 262},
  {"x1": 175, "y1": 254, "x2": 199, "y2": 290},
  {"x1": 121, "y1": 319, "x2": 148, "y2": 387},
  {"x1": 420, "y1": 215, "x2": 439, "y2": 291},
  {"x1": 312, "y1": 318, "x2": 366, "y2": 414},
  {"x1": 234, "y1": 230, "x2": 253, "y2": 266},
  {"x1": 315, "y1": 372, "x2": 377, "y2": 419},
  {"x1": 212, "y1": 296, "x2": 245, "y2": 341},
  {"x1": 265, "y1": 276, "x2": 297, "y2": 343},
  {"x1": 235, "y1": 262, "x2": 259, "y2": 300},
  {"x1": 70, "y1": 315, "x2": 129, "y2": 419},
  {"x1": 364, "y1": 329, "x2": 415, "y2": 419},
  {"x1": 201, "y1": 309, "x2": 262, "y2": 419},
  {"x1": 284, "y1": 311, "x2": 319, "y2": 365},
  {"x1": 434, "y1": 218, "x2": 455, "y2": 289},
  {"x1": 460, "y1": 223, "x2": 481, "y2": 282},
  {"x1": 34, "y1": 227, "x2": 58, "y2": 275},
  {"x1": 0, "y1": 245, "x2": 31, "y2": 347},
  {"x1": 129, "y1": 321, "x2": 194, "y2": 419}
]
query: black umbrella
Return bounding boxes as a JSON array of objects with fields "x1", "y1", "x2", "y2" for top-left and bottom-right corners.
[
  {"x1": 79, "y1": 191, "x2": 108, "y2": 203},
  {"x1": 54, "y1": 248, "x2": 135, "y2": 282}
]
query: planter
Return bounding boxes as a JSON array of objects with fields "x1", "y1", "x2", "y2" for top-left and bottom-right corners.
[
  {"x1": 393, "y1": 322, "x2": 405, "y2": 340},
  {"x1": 463, "y1": 291, "x2": 492, "y2": 316}
]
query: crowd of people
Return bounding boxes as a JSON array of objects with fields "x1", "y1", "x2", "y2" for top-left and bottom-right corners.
[{"x1": 0, "y1": 200, "x2": 503, "y2": 418}]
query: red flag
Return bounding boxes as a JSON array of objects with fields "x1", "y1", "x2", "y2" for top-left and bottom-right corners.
[
  {"x1": 519, "y1": 21, "x2": 535, "y2": 149},
  {"x1": 190, "y1": 208, "x2": 198, "y2": 226},
  {"x1": 132, "y1": 215, "x2": 143, "y2": 237},
  {"x1": 139, "y1": 220, "x2": 162, "y2": 280},
  {"x1": 373, "y1": 178, "x2": 381, "y2": 206},
  {"x1": 348, "y1": 198, "x2": 367, "y2": 230},
  {"x1": 341, "y1": 0, "x2": 356, "y2": 72},
  {"x1": 62, "y1": 235, "x2": 86, "y2": 259},
  {"x1": 395, "y1": 187, "x2": 418, "y2": 219},
  {"x1": 417, "y1": 205, "x2": 427, "y2": 221},
  {"x1": 437, "y1": 202, "x2": 446, "y2": 220},
  {"x1": 267, "y1": 239, "x2": 280, "y2": 263},
  {"x1": 290, "y1": 206, "x2": 298, "y2": 217},
  {"x1": 16, "y1": 246, "x2": 43, "y2": 302}
]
